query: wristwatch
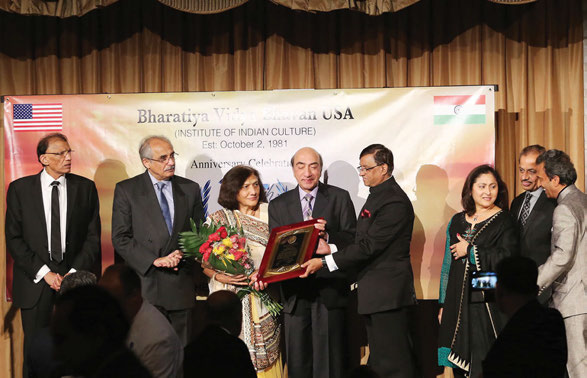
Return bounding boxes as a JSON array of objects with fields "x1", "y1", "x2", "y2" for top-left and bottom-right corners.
[{"x1": 321, "y1": 256, "x2": 327, "y2": 269}]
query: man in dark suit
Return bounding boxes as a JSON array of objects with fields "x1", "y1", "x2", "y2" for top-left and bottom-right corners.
[
  {"x1": 5, "y1": 133, "x2": 101, "y2": 376},
  {"x1": 112, "y1": 135, "x2": 204, "y2": 346},
  {"x1": 482, "y1": 256, "x2": 567, "y2": 378},
  {"x1": 302, "y1": 144, "x2": 417, "y2": 378},
  {"x1": 268, "y1": 147, "x2": 356, "y2": 378},
  {"x1": 184, "y1": 290, "x2": 256, "y2": 378},
  {"x1": 510, "y1": 145, "x2": 556, "y2": 268}
]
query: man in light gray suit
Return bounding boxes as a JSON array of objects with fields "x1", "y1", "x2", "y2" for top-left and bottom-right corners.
[
  {"x1": 112, "y1": 135, "x2": 204, "y2": 346},
  {"x1": 536, "y1": 149, "x2": 586, "y2": 377}
]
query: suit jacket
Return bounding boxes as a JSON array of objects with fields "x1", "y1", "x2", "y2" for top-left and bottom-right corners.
[
  {"x1": 112, "y1": 171, "x2": 204, "y2": 311},
  {"x1": 510, "y1": 190, "x2": 556, "y2": 266},
  {"x1": 184, "y1": 325, "x2": 256, "y2": 378},
  {"x1": 268, "y1": 182, "x2": 356, "y2": 312},
  {"x1": 537, "y1": 184, "x2": 587, "y2": 318},
  {"x1": 5, "y1": 172, "x2": 101, "y2": 309},
  {"x1": 332, "y1": 177, "x2": 417, "y2": 315},
  {"x1": 482, "y1": 299, "x2": 567, "y2": 378}
]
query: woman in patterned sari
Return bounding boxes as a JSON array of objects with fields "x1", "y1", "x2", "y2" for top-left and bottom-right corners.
[
  {"x1": 203, "y1": 165, "x2": 283, "y2": 377},
  {"x1": 438, "y1": 165, "x2": 518, "y2": 377}
]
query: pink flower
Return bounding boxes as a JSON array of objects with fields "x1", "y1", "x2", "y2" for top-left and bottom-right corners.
[{"x1": 361, "y1": 209, "x2": 371, "y2": 218}]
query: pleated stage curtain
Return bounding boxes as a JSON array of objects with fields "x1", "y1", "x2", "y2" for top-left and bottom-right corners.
[{"x1": 0, "y1": 0, "x2": 582, "y2": 376}]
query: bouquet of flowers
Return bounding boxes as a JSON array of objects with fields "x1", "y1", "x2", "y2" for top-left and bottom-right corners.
[{"x1": 179, "y1": 219, "x2": 282, "y2": 316}]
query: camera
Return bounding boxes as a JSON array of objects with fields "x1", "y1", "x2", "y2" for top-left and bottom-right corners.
[{"x1": 469, "y1": 271, "x2": 496, "y2": 303}]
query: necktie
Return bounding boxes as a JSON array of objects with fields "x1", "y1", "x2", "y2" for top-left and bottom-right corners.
[
  {"x1": 156, "y1": 182, "x2": 173, "y2": 235},
  {"x1": 302, "y1": 193, "x2": 313, "y2": 221},
  {"x1": 519, "y1": 192, "x2": 532, "y2": 227},
  {"x1": 50, "y1": 181, "x2": 63, "y2": 262}
]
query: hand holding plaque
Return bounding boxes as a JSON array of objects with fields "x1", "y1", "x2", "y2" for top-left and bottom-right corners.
[{"x1": 256, "y1": 218, "x2": 322, "y2": 285}]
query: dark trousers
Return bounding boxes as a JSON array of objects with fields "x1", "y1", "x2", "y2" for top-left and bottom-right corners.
[
  {"x1": 364, "y1": 307, "x2": 415, "y2": 378},
  {"x1": 155, "y1": 306, "x2": 192, "y2": 347},
  {"x1": 21, "y1": 283, "x2": 56, "y2": 378},
  {"x1": 284, "y1": 296, "x2": 346, "y2": 378}
]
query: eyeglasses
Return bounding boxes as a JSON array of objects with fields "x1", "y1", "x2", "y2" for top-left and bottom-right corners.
[
  {"x1": 145, "y1": 152, "x2": 178, "y2": 164},
  {"x1": 356, "y1": 163, "x2": 383, "y2": 173},
  {"x1": 44, "y1": 149, "x2": 74, "y2": 157}
]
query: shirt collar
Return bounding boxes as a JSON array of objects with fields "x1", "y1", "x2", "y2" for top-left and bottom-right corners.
[
  {"x1": 525, "y1": 187, "x2": 544, "y2": 198},
  {"x1": 147, "y1": 170, "x2": 171, "y2": 186},
  {"x1": 40, "y1": 169, "x2": 66, "y2": 187},
  {"x1": 369, "y1": 175, "x2": 394, "y2": 194},
  {"x1": 298, "y1": 185, "x2": 319, "y2": 201}
]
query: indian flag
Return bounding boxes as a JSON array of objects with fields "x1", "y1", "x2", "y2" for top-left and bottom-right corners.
[{"x1": 433, "y1": 95, "x2": 486, "y2": 125}]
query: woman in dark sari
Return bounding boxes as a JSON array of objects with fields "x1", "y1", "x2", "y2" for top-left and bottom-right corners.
[{"x1": 438, "y1": 165, "x2": 519, "y2": 377}]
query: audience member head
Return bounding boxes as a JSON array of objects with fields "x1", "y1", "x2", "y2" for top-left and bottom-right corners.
[
  {"x1": 36, "y1": 133, "x2": 72, "y2": 179},
  {"x1": 495, "y1": 256, "x2": 539, "y2": 316},
  {"x1": 291, "y1": 147, "x2": 323, "y2": 193},
  {"x1": 518, "y1": 144, "x2": 546, "y2": 192},
  {"x1": 461, "y1": 164, "x2": 509, "y2": 216},
  {"x1": 139, "y1": 135, "x2": 176, "y2": 181},
  {"x1": 358, "y1": 144, "x2": 393, "y2": 188},
  {"x1": 99, "y1": 264, "x2": 143, "y2": 321},
  {"x1": 59, "y1": 271, "x2": 97, "y2": 295},
  {"x1": 205, "y1": 290, "x2": 243, "y2": 336},
  {"x1": 536, "y1": 149, "x2": 577, "y2": 199},
  {"x1": 51, "y1": 285, "x2": 129, "y2": 375},
  {"x1": 218, "y1": 165, "x2": 267, "y2": 211}
]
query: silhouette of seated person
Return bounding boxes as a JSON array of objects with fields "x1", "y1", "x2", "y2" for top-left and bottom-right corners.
[
  {"x1": 99, "y1": 264, "x2": 183, "y2": 378},
  {"x1": 184, "y1": 290, "x2": 256, "y2": 378},
  {"x1": 28, "y1": 271, "x2": 96, "y2": 378},
  {"x1": 50, "y1": 285, "x2": 152, "y2": 377},
  {"x1": 347, "y1": 365, "x2": 381, "y2": 378},
  {"x1": 482, "y1": 256, "x2": 567, "y2": 378}
]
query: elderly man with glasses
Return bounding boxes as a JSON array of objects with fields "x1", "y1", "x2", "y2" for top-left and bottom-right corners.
[
  {"x1": 112, "y1": 135, "x2": 204, "y2": 346},
  {"x1": 6, "y1": 133, "x2": 101, "y2": 376}
]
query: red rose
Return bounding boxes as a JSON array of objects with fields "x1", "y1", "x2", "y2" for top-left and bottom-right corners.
[
  {"x1": 218, "y1": 227, "x2": 228, "y2": 239},
  {"x1": 199, "y1": 242, "x2": 210, "y2": 254},
  {"x1": 232, "y1": 250, "x2": 244, "y2": 260},
  {"x1": 209, "y1": 232, "x2": 221, "y2": 242}
]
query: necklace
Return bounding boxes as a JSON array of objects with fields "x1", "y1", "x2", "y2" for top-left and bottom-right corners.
[{"x1": 472, "y1": 206, "x2": 495, "y2": 222}]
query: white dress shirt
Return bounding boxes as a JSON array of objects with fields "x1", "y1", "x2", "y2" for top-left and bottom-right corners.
[{"x1": 34, "y1": 170, "x2": 70, "y2": 283}]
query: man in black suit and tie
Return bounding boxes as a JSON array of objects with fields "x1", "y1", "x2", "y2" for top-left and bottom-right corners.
[
  {"x1": 112, "y1": 135, "x2": 204, "y2": 346},
  {"x1": 302, "y1": 144, "x2": 417, "y2": 378},
  {"x1": 268, "y1": 147, "x2": 356, "y2": 378},
  {"x1": 510, "y1": 145, "x2": 556, "y2": 267},
  {"x1": 5, "y1": 133, "x2": 101, "y2": 375}
]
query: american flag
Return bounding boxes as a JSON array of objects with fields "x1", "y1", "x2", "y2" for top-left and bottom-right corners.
[{"x1": 13, "y1": 103, "x2": 63, "y2": 132}]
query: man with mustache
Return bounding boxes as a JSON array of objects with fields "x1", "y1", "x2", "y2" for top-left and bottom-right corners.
[
  {"x1": 5, "y1": 133, "x2": 101, "y2": 376},
  {"x1": 510, "y1": 145, "x2": 556, "y2": 273},
  {"x1": 112, "y1": 135, "x2": 204, "y2": 346}
]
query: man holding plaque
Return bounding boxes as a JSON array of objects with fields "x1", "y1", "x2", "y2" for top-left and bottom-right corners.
[
  {"x1": 302, "y1": 144, "x2": 417, "y2": 378},
  {"x1": 268, "y1": 147, "x2": 357, "y2": 378}
]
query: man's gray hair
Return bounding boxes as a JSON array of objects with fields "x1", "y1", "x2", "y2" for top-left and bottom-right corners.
[
  {"x1": 139, "y1": 135, "x2": 172, "y2": 160},
  {"x1": 536, "y1": 149, "x2": 577, "y2": 186}
]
